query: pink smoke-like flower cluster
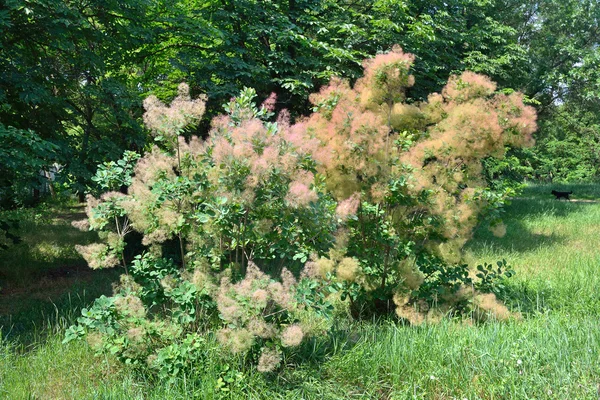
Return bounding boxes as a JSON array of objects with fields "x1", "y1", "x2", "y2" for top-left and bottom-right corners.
[{"x1": 143, "y1": 83, "x2": 206, "y2": 140}]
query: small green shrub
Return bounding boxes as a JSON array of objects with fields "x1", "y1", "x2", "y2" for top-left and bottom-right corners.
[{"x1": 475, "y1": 259, "x2": 515, "y2": 297}]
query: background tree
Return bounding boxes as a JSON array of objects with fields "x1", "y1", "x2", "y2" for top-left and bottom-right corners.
[
  {"x1": 0, "y1": 0, "x2": 153, "y2": 199},
  {"x1": 2, "y1": 0, "x2": 599, "y2": 202},
  {"x1": 489, "y1": 0, "x2": 600, "y2": 182}
]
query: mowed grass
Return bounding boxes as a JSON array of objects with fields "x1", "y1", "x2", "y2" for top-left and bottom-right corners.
[
  {"x1": 466, "y1": 183, "x2": 600, "y2": 316},
  {"x1": 1, "y1": 184, "x2": 600, "y2": 399}
]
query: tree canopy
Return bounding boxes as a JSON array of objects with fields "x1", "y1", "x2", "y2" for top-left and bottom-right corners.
[{"x1": 1, "y1": 0, "x2": 599, "y2": 206}]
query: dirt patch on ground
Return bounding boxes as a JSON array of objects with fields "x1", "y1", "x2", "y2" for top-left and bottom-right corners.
[
  {"x1": 0, "y1": 204, "x2": 114, "y2": 316},
  {"x1": 0, "y1": 264, "x2": 106, "y2": 315},
  {"x1": 1, "y1": 264, "x2": 94, "y2": 295}
]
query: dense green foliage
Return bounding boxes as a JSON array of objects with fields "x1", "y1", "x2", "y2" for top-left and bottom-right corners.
[
  {"x1": 2, "y1": 0, "x2": 598, "y2": 198},
  {"x1": 0, "y1": 0, "x2": 151, "y2": 198},
  {"x1": 0, "y1": 123, "x2": 57, "y2": 207},
  {"x1": 492, "y1": 0, "x2": 600, "y2": 182}
]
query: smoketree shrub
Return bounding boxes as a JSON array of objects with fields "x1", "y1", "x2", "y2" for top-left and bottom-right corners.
[
  {"x1": 67, "y1": 49, "x2": 535, "y2": 375},
  {"x1": 67, "y1": 84, "x2": 340, "y2": 374},
  {"x1": 295, "y1": 46, "x2": 536, "y2": 320}
]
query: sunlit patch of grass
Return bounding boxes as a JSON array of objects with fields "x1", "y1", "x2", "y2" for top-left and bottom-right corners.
[
  {"x1": 466, "y1": 183, "x2": 600, "y2": 317},
  {"x1": 0, "y1": 332, "x2": 145, "y2": 399},
  {"x1": 322, "y1": 315, "x2": 600, "y2": 399},
  {"x1": 0, "y1": 202, "x2": 98, "y2": 284},
  {"x1": 32, "y1": 242, "x2": 78, "y2": 261}
]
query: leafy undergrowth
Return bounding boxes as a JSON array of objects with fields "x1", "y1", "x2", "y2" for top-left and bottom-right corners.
[{"x1": 2, "y1": 185, "x2": 600, "y2": 399}]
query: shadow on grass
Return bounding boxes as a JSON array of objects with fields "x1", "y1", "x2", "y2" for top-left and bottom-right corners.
[
  {"x1": 497, "y1": 280, "x2": 554, "y2": 316},
  {"x1": 467, "y1": 190, "x2": 598, "y2": 254},
  {"x1": 0, "y1": 206, "x2": 98, "y2": 283},
  {"x1": 506, "y1": 197, "x2": 598, "y2": 221},
  {"x1": 467, "y1": 183, "x2": 600, "y2": 316},
  {"x1": 466, "y1": 204, "x2": 564, "y2": 254},
  {"x1": 0, "y1": 203, "x2": 122, "y2": 346},
  {"x1": 265, "y1": 319, "x2": 397, "y2": 396},
  {"x1": 0, "y1": 269, "x2": 120, "y2": 346}
]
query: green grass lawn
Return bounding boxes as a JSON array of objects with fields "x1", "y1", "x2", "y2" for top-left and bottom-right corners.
[{"x1": 1, "y1": 184, "x2": 600, "y2": 399}]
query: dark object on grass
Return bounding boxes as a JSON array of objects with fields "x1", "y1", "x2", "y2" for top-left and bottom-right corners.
[{"x1": 551, "y1": 190, "x2": 573, "y2": 200}]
